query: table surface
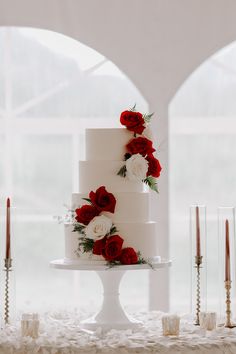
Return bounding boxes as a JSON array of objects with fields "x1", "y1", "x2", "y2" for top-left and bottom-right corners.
[{"x1": 1, "y1": 311, "x2": 236, "y2": 354}]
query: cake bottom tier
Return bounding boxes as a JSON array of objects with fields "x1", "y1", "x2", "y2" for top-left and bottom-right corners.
[{"x1": 64, "y1": 221, "x2": 159, "y2": 264}]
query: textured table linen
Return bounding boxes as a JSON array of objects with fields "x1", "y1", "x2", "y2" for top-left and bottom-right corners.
[{"x1": 0, "y1": 311, "x2": 236, "y2": 354}]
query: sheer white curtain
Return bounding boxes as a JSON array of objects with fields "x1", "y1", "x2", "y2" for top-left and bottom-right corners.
[
  {"x1": 169, "y1": 41, "x2": 236, "y2": 312},
  {"x1": 0, "y1": 27, "x2": 148, "y2": 313}
]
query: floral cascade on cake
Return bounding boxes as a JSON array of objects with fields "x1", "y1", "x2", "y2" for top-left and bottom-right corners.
[
  {"x1": 63, "y1": 105, "x2": 162, "y2": 265},
  {"x1": 73, "y1": 186, "x2": 147, "y2": 266},
  {"x1": 117, "y1": 106, "x2": 162, "y2": 192}
]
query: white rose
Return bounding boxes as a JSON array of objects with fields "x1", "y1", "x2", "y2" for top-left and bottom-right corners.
[
  {"x1": 85, "y1": 215, "x2": 112, "y2": 240},
  {"x1": 126, "y1": 153, "x2": 148, "y2": 181}
]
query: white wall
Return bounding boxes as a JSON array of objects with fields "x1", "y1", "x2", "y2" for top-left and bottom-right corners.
[{"x1": 1, "y1": 0, "x2": 236, "y2": 310}]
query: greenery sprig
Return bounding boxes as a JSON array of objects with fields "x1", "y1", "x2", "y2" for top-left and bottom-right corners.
[
  {"x1": 137, "y1": 251, "x2": 154, "y2": 269},
  {"x1": 129, "y1": 103, "x2": 136, "y2": 112},
  {"x1": 82, "y1": 197, "x2": 92, "y2": 204},
  {"x1": 143, "y1": 112, "x2": 154, "y2": 124},
  {"x1": 117, "y1": 165, "x2": 127, "y2": 178},
  {"x1": 143, "y1": 176, "x2": 159, "y2": 193},
  {"x1": 73, "y1": 223, "x2": 85, "y2": 234},
  {"x1": 78, "y1": 237, "x2": 94, "y2": 253},
  {"x1": 109, "y1": 225, "x2": 118, "y2": 235}
]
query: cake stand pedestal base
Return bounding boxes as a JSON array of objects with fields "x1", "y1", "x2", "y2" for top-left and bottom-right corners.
[
  {"x1": 82, "y1": 270, "x2": 141, "y2": 330},
  {"x1": 50, "y1": 259, "x2": 171, "y2": 331}
]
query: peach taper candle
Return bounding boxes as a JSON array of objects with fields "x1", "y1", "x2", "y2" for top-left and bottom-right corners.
[
  {"x1": 196, "y1": 206, "x2": 201, "y2": 257},
  {"x1": 6, "y1": 197, "x2": 11, "y2": 259},
  {"x1": 225, "y1": 219, "x2": 230, "y2": 282}
]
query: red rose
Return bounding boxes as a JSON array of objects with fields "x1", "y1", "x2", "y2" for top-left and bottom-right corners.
[
  {"x1": 119, "y1": 247, "x2": 138, "y2": 265},
  {"x1": 89, "y1": 186, "x2": 116, "y2": 213},
  {"x1": 126, "y1": 137, "x2": 155, "y2": 157},
  {"x1": 120, "y1": 110, "x2": 145, "y2": 135},
  {"x1": 103, "y1": 235, "x2": 124, "y2": 261},
  {"x1": 75, "y1": 205, "x2": 99, "y2": 225},
  {"x1": 146, "y1": 154, "x2": 162, "y2": 178},
  {"x1": 93, "y1": 237, "x2": 107, "y2": 255}
]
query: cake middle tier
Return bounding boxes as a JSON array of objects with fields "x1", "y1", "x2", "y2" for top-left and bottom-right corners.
[
  {"x1": 65, "y1": 221, "x2": 158, "y2": 260},
  {"x1": 72, "y1": 191, "x2": 149, "y2": 222},
  {"x1": 79, "y1": 160, "x2": 146, "y2": 193}
]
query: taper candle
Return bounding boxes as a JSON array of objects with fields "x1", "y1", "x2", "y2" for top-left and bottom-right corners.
[
  {"x1": 196, "y1": 206, "x2": 201, "y2": 257},
  {"x1": 225, "y1": 219, "x2": 230, "y2": 281},
  {"x1": 6, "y1": 197, "x2": 11, "y2": 259}
]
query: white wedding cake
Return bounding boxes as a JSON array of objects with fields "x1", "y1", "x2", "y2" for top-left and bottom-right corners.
[{"x1": 64, "y1": 109, "x2": 162, "y2": 265}]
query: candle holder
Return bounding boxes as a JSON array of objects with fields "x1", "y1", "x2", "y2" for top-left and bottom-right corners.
[
  {"x1": 195, "y1": 255, "x2": 203, "y2": 325},
  {"x1": 162, "y1": 314, "x2": 180, "y2": 336},
  {"x1": 190, "y1": 205, "x2": 207, "y2": 326},
  {"x1": 224, "y1": 280, "x2": 236, "y2": 328},
  {"x1": 4, "y1": 258, "x2": 12, "y2": 325},
  {"x1": 199, "y1": 311, "x2": 217, "y2": 331},
  {"x1": 21, "y1": 313, "x2": 39, "y2": 338},
  {"x1": 218, "y1": 207, "x2": 236, "y2": 324}
]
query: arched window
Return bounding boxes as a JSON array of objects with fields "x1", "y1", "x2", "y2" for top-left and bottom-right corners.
[
  {"x1": 0, "y1": 27, "x2": 148, "y2": 312},
  {"x1": 169, "y1": 41, "x2": 236, "y2": 312}
]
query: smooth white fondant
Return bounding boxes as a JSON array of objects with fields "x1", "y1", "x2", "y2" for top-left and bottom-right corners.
[
  {"x1": 65, "y1": 221, "x2": 157, "y2": 262},
  {"x1": 72, "y1": 192, "x2": 149, "y2": 222},
  {"x1": 64, "y1": 224, "x2": 78, "y2": 260},
  {"x1": 115, "y1": 221, "x2": 157, "y2": 259},
  {"x1": 79, "y1": 160, "x2": 146, "y2": 193},
  {"x1": 86, "y1": 128, "x2": 133, "y2": 161}
]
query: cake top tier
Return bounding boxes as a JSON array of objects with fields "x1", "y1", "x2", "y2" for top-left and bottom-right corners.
[
  {"x1": 83, "y1": 108, "x2": 161, "y2": 193},
  {"x1": 85, "y1": 128, "x2": 133, "y2": 161},
  {"x1": 85, "y1": 127, "x2": 153, "y2": 161}
]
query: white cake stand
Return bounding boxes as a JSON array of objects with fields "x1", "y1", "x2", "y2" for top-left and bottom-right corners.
[{"x1": 50, "y1": 259, "x2": 171, "y2": 331}]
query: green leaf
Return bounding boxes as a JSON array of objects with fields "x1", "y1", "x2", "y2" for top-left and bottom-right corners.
[
  {"x1": 78, "y1": 237, "x2": 94, "y2": 253},
  {"x1": 143, "y1": 112, "x2": 154, "y2": 124},
  {"x1": 82, "y1": 197, "x2": 92, "y2": 204},
  {"x1": 73, "y1": 223, "x2": 86, "y2": 234},
  {"x1": 137, "y1": 251, "x2": 154, "y2": 269},
  {"x1": 117, "y1": 165, "x2": 127, "y2": 178},
  {"x1": 143, "y1": 176, "x2": 159, "y2": 193},
  {"x1": 129, "y1": 103, "x2": 136, "y2": 112},
  {"x1": 109, "y1": 225, "x2": 118, "y2": 235},
  {"x1": 124, "y1": 153, "x2": 131, "y2": 161},
  {"x1": 106, "y1": 260, "x2": 121, "y2": 268},
  {"x1": 137, "y1": 251, "x2": 146, "y2": 264}
]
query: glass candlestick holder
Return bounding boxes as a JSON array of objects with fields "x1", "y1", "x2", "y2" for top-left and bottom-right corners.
[
  {"x1": 190, "y1": 205, "x2": 207, "y2": 325},
  {"x1": 218, "y1": 207, "x2": 236, "y2": 326},
  {"x1": 0, "y1": 205, "x2": 16, "y2": 327}
]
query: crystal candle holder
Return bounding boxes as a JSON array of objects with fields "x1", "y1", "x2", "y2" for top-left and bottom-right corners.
[
  {"x1": 0, "y1": 206, "x2": 16, "y2": 326},
  {"x1": 218, "y1": 207, "x2": 236, "y2": 325},
  {"x1": 199, "y1": 312, "x2": 217, "y2": 331},
  {"x1": 21, "y1": 313, "x2": 39, "y2": 338},
  {"x1": 190, "y1": 205, "x2": 207, "y2": 325},
  {"x1": 162, "y1": 314, "x2": 180, "y2": 336}
]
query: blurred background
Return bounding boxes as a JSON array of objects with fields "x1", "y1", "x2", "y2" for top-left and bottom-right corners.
[{"x1": 1, "y1": 1, "x2": 236, "y2": 317}]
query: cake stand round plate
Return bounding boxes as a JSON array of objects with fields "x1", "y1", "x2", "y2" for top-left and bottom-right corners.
[
  {"x1": 50, "y1": 259, "x2": 171, "y2": 331},
  {"x1": 50, "y1": 258, "x2": 171, "y2": 270}
]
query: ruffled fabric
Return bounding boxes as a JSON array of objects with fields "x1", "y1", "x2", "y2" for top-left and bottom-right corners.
[{"x1": 0, "y1": 311, "x2": 236, "y2": 354}]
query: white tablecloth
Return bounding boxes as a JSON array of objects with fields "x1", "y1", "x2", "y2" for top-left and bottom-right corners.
[{"x1": 1, "y1": 311, "x2": 236, "y2": 354}]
